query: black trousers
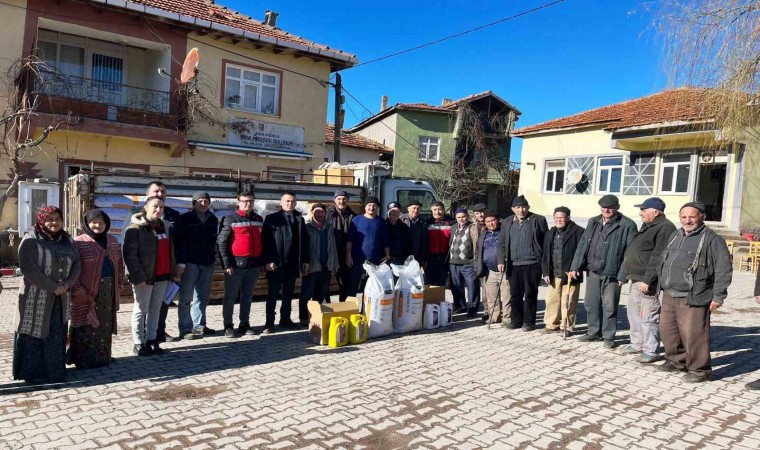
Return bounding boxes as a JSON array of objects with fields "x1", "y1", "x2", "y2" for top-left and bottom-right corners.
[
  {"x1": 509, "y1": 263, "x2": 541, "y2": 327},
  {"x1": 336, "y1": 264, "x2": 352, "y2": 302},
  {"x1": 157, "y1": 302, "x2": 169, "y2": 339},
  {"x1": 266, "y1": 268, "x2": 298, "y2": 326}
]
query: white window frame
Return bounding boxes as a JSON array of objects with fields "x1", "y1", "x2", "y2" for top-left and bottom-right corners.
[
  {"x1": 543, "y1": 160, "x2": 565, "y2": 193},
  {"x1": 659, "y1": 154, "x2": 691, "y2": 194},
  {"x1": 224, "y1": 63, "x2": 280, "y2": 116},
  {"x1": 418, "y1": 136, "x2": 440, "y2": 162},
  {"x1": 596, "y1": 156, "x2": 624, "y2": 194}
]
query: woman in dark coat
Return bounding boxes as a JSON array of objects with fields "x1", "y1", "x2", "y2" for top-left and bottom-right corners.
[
  {"x1": 67, "y1": 209, "x2": 123, "y2": 369},
  {"x1": 14, "y1": 206, "x2": 81, "y2": 383}
]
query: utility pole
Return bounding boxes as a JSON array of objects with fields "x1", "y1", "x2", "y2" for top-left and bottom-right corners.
[{"x1": 333, "y1": 73, "x2": 344, "y2": 163}]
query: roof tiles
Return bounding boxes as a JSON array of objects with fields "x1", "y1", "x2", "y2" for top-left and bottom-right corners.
[{"x1": 325, "y1": 124, "x2": 393, "y2": 153}]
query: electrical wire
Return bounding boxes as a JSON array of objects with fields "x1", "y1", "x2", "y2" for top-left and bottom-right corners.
[{"x1": 347, "y1": 0, "x2": 567, "y2": 69}]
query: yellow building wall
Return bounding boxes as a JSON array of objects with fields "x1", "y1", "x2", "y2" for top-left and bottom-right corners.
[
  {"x1": 186, "y1": 34, "x2": 331, "y2": 173},
  {"x1": 518, "y1": 128, "x2": 691, "y2": 221},
  {"x1": 738, "y1": 128, "x2": 760, "y2": 228}
]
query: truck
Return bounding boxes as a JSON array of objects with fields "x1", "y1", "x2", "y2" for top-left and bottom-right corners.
[{"x1": 64, "y1": 166, "x2": 438, "y2": 300}]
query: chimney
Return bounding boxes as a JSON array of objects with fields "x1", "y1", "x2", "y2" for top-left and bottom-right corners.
[
  {"x1": 264, "y1": 10, "x2": 279, "y2": 27},
  {"x1": 442, "y1": 98, "x2": 453, "y2": 106},
  {"x1": 381, "y1": 95, "x2": 388, "y2": 111}
]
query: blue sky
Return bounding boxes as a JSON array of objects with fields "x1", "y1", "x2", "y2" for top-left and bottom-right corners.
[{"x1": 224, "y1": 0, "x2": 669, "y2": 160}]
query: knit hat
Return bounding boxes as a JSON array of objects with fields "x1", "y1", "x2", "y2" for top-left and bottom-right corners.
[
  {"x1": 334, "y1": 189, "x2": 349, "y2": 199},
  {"x1": 364, "y1": 196, "x2": 380, "y2": 207},
  {"x1": 554, "y1": 206, "x2": 571, "y2": 217},
  {"x1": 192, "y1": 191, "x2": 211, "y2": 203},
  {"x1": 454, "y1": 207, "x2": 468, "y2": 216},
  {"x1": 311, "y1": 203, "x2": 326, "y2": 211},
  {"x1": 511, "y1": 195, "x2": 529, "y2": 207}
]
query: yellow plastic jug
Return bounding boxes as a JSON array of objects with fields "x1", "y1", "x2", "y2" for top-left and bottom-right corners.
[
  {"x1": 348, "y1": 314, "x2": 368, "y2": 344},
  {"x1": 328, "y1": 317, "x2": 348, "y2": 348}
]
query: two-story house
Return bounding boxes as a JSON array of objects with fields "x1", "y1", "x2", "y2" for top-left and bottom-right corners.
[
  {"x1": 349, "y1": 91, "x2": 521, "y2": 214},
  {"x1": 0, "y1": 0, "x2": 356, "y2": 235}
]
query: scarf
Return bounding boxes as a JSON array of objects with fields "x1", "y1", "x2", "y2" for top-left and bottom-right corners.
[
  {"x1": 81, "y1": 208, "x2": 111, "y2": 247},
  {"x1": 34, "y1": 206, "x2": 64, "y2": 242}
]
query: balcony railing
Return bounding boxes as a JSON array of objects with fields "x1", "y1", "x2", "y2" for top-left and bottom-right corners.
[{"x1": 31, "y1": 73, "x2": 177, "y2": 129}]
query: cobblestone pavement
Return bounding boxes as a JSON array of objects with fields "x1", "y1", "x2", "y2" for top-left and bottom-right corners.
[{"x1": 0, "y1": 272, "x2": 759, "y2": 450}]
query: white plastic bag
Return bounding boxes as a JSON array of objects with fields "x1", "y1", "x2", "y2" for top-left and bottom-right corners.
[
  {"x1": 362, "y1": 261, "x2": 395, "y2": 338},
  {"x1": 391, "y1": 256, "x2": 425, "y2": 333}
]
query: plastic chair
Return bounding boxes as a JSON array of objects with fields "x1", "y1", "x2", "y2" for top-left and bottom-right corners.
[{"x1": 739, "y1": 241, "x2": 760, "y2": 273}]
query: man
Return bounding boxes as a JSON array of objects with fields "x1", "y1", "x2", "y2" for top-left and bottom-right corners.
[
  {"x1": 474, "y1": 211, "x2": 510, "y2": 324},
  {"x1": 300, "y1": 203, "x2": 339, "y2": 325},
  {"x1": 146, "y1": 181, "x2": 185, "y2": 343},
  {"x1": 425, "y1": 201, "x2": 454, "y2": 286},
  {"x1": 346, "y1": 196, "x2": 390, "y2": 296},
  {"x1": 328, "y1": 189, "x2": 356, "y2": 301},
  {"x1": 497, "y1": 195, "x2": 548, "y2": 331},
  {"x1": 449, "y1": 208, "x2": 480, "y2": 317},
  {"x1": 400, "y1": 200, "x2": 428, "y2": 267},
  {"x1": 217, "y1": 191, "x2": 265, "y2": 338},
  {"x1": 570, "y1": 195, "x2": 637, "y2": 348},
  {"x1": 263, "y1": 192, "x2": 309, "y2": 333},
  {"x1": 386, "y1": 202, "x2": 412, "y2": 265},
  {"x1": 749, "y1": 272, "x2": 760, "y2": 390},
  {"x1": 471, "y1": 202, "x2": 488, "y2": 310},
  {"x1": 656, "y1": 202, "x2": 732, "y2": 383},
  {"x1": 178, "y1": 192, "x2": 219, "y2": 339},
  {"x1": 618, "y1": 197, "x2": 676, "y2": 363},
  {"x1": 541, "y1": 207, "x2": 584, "y2": 335}
]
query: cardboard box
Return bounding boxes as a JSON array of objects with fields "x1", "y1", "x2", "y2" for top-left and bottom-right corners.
[
  {"x1": 423, "y1": 285, "x2": 446, "y2": 306},
  {"x1": 308, "y1": 297, "x2": 361, "y2": 345}
]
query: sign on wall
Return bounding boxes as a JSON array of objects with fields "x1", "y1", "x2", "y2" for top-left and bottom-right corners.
[{"x1": 228, "y1": 119, "x2": 305, "y2": 153}]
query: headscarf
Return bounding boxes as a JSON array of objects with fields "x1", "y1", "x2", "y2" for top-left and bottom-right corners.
[
  {"x1": 81, "y1": 209, "x2": 111, "y2": 246},
  {"x1": 34, "y1": 206, "x2": 64, "y2": 241}
]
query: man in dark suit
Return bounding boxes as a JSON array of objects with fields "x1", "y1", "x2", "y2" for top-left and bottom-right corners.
[{"x1": 263, "y1": 191, "x2": 309, "y2": 334}]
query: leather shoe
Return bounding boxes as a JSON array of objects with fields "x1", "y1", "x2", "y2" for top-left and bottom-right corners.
[
  {"x1": 261, "y1": 326, "x2": 275, "y2": 335},
  {"x1": 502, "y1": 322, "x2": 520, "y2": 330},
  {"x1": 657, "y1": 361, "x2": 686, "y2": 373},
  {"x1": 578, "y1": 334, "x2": 602, "y2": 342},
  {"x1": 683, "y1": 372, "x2": 709, "y2": 383},
  {"x1": 279, "y1": 320, "x2": 298, "y2": 330},
  {"x1": 522, "y1": 324, "x2": 536, "y2": 332},
  {"x1": 746, "y1": 379, "x2": 760, "y2": 390}
]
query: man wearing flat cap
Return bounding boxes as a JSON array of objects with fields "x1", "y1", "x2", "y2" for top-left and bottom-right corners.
[
  {"x1": 541, "y1": 206, "x2": 584, "y2": 336},
  {"x1": 617, "y1": 197, "x2": 676, "y2": 363},
  {"x1": 497, "y1": 195, "x2": 548, "y2": 331},
  {"x1": 655, "y1": 202, "x2": 732, "y2": 382},
  {"x1": 179, "y1": 191, "x2": 219, "y2": 338},
  {"x1": 401, "y1": 200, "x2": 428, "y2": 267},
  {"x1": 328, "y1": 189, "x2": 356, "y2": 301},
  {"x1": 570, "y1": 194, "x2": 637, "y2": 347}
]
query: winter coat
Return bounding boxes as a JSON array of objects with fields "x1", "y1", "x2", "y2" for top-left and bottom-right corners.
[
  {"x1": 122, "y1": 213, "x2": 176, "y2": 285},
  {"x1": 181, "y1": 210, "x2": 218, "y2": 266},
  {"x1": 496, "y1": 212, "x2": 549, "y2": 275},
  {"x1": 657, "y1": 226, "x2": 733, "y2": 306},
  {"x1": 328, "y1": 205, "x2": 355, "y2": 266},
  {"x1": 263, "y1": 210, "x2": 309, "y2": 276},
  {"x1": 217, "y1": 210, "x2": 265, "y2": 269},
  {"x1": 619, "y1": 214, "x2": 677, "y2": 289},
  {"x1": 387, "y1": 219, "x2": 412, "y2": 265},
  {"x1": 70, "y1": 234, "x2": 123, "y2": 329},
  {"x1": 16, "y1": 232, "x2": 81, "y2": 338},
  {"x1": 304, "y1": 218, "x2": 339, "y2": 274},
  {"x1": 570, "y1": 213, "x2": 637, "y2": 279},
  {"x1": 473, "y1": 227, "x2": 501, "y2": 278},
  {"x1": 541, "y1": 221, "x2": 585, "y2": 285},
  {"x1": 400, "y1": 213, "x2": 428, "y2": 264}
]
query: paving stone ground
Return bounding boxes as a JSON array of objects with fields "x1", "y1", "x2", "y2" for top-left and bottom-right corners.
[{"x1": 0, "y1": 272, "x2": 758, "y2": 450}]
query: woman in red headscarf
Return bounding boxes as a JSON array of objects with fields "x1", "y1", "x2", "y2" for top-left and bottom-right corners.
[
  {"x1": 14, "y1": 206, "x2": 81, "y2": 383},
  {"x1": 67, "y1": 209, "x2": 123, "y2": 369}
]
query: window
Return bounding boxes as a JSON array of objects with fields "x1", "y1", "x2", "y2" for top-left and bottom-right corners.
[
  {"x1": 224, "y1": 64, "x2": 280, "y2": 115},
  {"x1": 543, "y1": 160, "x2": 565, "y2": 193},
  {"x1": 659, "y1": 154, "x2": 691, "y2": 194},
  {"x1": 397, "y1": 189, "x2": 437, "y2": 220},
  {"x1": 597, "y1": 157, "x2": 624, "y2": 194},
  {"x1": 418, "y1": 136, "x2": 440, "y2": 161}
]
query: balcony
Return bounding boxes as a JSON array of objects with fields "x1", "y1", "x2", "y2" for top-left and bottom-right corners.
[{"x1": 32, "y1": 73, "x2": 177, "y2": 129}]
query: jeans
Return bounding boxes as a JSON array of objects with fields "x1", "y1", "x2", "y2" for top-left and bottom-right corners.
[
  {"x1": 266, "y1": 268, "x2": 298, "y2": 326},
  {"x1": 584, "y1": 271, "x2": 622, "y2": 340},
  {"x1": 299, "y1": 268, "x2": 331, "y2": 322},
  {"x1": 627, "y1": 281, "x2": 661, "y2": 355},
  {"x1": 222, "y1": 267, "x2": 262, "y2": 328},
  {"x1": 131, "y1": 281, "x2": 168, "y2": 344},
  {"x1": 509, "y1": 263, "x2": 541, "y2": 327},
  {"x1": 178, "y1": 263, "x2": 215, "y2": 333},
  {"x1": 449, "y1": 263, "x2": 479, "y2": 311}
]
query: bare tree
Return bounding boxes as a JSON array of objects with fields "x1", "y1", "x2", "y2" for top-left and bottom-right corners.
[
  {"x1": 656, "y1": 0, "x2": 760, "y2": 137},
  {"x1": 0, "y1": 56, "x2": 78, "y2": 220}
]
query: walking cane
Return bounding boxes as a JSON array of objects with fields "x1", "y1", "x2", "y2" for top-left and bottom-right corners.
[
  {"x1": 562, "y1": 272, "x2": 572, "y2": 339},
  {"x1": 487, "y1": 270, "x2": 506, "y2": 331}
]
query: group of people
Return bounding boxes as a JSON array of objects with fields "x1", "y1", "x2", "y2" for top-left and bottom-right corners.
[{"x1": 4, "y1": 180, "x2": 758, "y2": 388}]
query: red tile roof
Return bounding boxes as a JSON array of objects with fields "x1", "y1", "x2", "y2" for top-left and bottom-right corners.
[
  {"x1": 119, "y1": 0, "x2": 355, "y2": 61},
  {"x1": 325, "y1": 124, "x2": 393, "y2": 153},
  {"x1": 513, "y1": 88, "x2": 719, "y2": 136}
]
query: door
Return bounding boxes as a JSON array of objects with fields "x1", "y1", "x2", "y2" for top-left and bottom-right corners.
[
  {"x1": 18, "y1": 182, "x2": 60, "y2": 234},
  {"x1": 696, "y1": 163, "x2": 726, "y2": 222}
]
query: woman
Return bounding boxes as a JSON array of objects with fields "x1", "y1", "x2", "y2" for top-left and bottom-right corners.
[
  {"x1": 298, "y1": 204, "x2": 339, "y2": 323},
  {"x1": 68, "y1": 209, "x2": 123, "y2": 369},
  {"x1": 123, "y1": 196, "x2": 176, "y2": 356},
  {"x1": 14, "y1": 206, "x2": 81, "y2": 383}
]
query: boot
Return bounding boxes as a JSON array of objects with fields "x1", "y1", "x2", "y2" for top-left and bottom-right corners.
[
  {"x1": 134, "y1": 343, "x2": 152, "y2": 357},
  {"x1": 147, "y1": 340, "x2": 165, "y2": 355}
]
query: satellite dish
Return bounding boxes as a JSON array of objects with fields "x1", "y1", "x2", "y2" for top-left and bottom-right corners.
[
  {"x1": 566, "y1": 168, "x2": 585, "y2": 185},
  {"x1": 180, "y1": 48, "x2": 200, "y2": 83}
]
